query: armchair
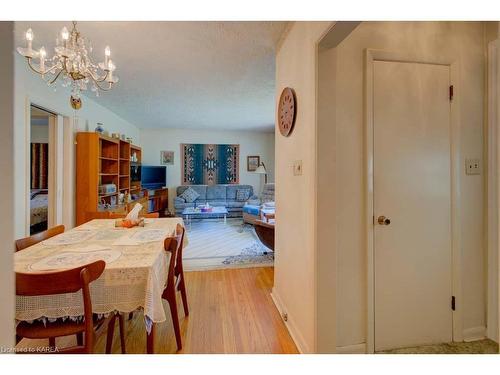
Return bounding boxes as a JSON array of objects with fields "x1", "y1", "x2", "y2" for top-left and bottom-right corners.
[{"x1": 243, "y1": 183, "x2": 275, "y2": 224}]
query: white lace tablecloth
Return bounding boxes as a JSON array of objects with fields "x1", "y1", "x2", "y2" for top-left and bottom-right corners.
[{"x1": 15, "y1": 218, "x2": 187, "y2": 329}]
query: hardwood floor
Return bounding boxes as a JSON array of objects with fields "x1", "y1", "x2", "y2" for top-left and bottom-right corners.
[{"x1": 17, "y1": 267, "x2": 298, "y2": 354}]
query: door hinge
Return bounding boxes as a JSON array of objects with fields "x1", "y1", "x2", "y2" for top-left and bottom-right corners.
[
  {"x1": 449, "y1": 85, "x2": 454, "y2": 101},
  {"x1": 451, "y1": 296, "x2": 456, "y2": 311}
]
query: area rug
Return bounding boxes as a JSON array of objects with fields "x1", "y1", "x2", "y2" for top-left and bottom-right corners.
[
  {"x1": 183, "y1": 218, "x2": 273, "y2": 271},
  {"x1": 377, "y1": 339, "x2": 498, "y2": 354}
]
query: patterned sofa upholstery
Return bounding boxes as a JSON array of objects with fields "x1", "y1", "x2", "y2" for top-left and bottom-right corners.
[{"x1": 174, "y1": 184, "x2": 255, "y2": 218}]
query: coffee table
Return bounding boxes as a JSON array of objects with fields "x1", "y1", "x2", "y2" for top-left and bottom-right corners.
[{"x1": 182, "y1": 206, "x2": 228, "y2": 229}]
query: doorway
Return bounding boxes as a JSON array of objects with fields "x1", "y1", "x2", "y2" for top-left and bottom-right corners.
[
  {"x1": 372, "y1": 60, "x2": 453, "y2": 351},
  {"x1": 29, "y1": 105, "x2": 57, "y2": 235}
]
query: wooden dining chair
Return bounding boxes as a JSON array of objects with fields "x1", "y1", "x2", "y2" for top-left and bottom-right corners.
[
  {"x1": 15, "y1": 225, "x2": 65, "y2": 252},
  {"x1": 15, "y1": 260, "x2": 125, "y2": 354},
  {"x1": 174, "y1": 224, "x2": 188, "y2": 317},
  {"x1": 161, "y1": 223, "x2": 187, "y2": 351},
  {"x1": 161, "y1": 230, "x2": 182, "y2": 350}
]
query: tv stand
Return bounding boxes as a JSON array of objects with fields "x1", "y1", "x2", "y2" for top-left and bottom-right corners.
[{"x1": 147, "y1": 187, "x2": 169, "y2": 216}]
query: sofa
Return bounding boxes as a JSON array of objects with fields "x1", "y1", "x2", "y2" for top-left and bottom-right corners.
[
  {"x1": 174, "y1": 184, "x2": 255, "y2": 218},
  {"x1": 242, "y1": 183, "x2": 275, "y2": 224}
]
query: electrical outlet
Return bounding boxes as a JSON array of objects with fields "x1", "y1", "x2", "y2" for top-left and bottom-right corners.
[
  {"x1": 293, "y1": 160, "x2": 303, "y2": 176},
  {"x1": 465, "y1": 158, "x2": 481, "y2": 175}
]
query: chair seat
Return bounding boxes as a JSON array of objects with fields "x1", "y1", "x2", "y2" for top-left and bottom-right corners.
[
  {"x1": 17, "y1": 319, "x2": 86, "y2": 339},
  {"x1": 16, "y1": 315, "x2": 107, "y2": 340}
]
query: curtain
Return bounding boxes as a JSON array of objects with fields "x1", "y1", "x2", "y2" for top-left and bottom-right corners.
[{"x1": 31, "y1": 143, "x2": 49, "y2": 189}]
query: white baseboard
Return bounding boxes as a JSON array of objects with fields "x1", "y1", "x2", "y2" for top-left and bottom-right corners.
[
  {"x1": 335, "y1": 343, "x2": 367, "y2": 354},
  {"x1": 463, "y1": 326, "x2": 487, "y2": 342},
  {"x1": 270, "y1": 289, "x2": 310, "y2": 353}
]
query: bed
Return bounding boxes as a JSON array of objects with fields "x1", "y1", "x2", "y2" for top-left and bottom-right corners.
[{"x1": 30, "y1": 189, "x2": 48, "y2": 233}]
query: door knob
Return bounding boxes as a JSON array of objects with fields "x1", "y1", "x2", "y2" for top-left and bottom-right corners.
[{"x1": 377, "y1": 215, "x2": 391, "y2": 225}]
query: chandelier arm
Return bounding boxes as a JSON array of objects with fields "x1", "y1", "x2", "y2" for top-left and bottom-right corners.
[
  {"x1": 87, "y1": 69, "x2": 109, "y2": 83},
  {"x1": 27, "y1": 57, "x2": 59, "y2": 76},
  {"x1": 48, "y1": 69, "x2": 64, "y2": 85},
  {"x1": 26, "y1": 58, "x2": 43, "y2": 75},
  {"x1": 88, "y1": 74, "x2": 113, "y2": 91}
]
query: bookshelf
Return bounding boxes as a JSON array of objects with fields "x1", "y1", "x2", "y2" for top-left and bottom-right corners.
[{"x1": 76, "y1": 132, "x2": 145, "y2": 225}]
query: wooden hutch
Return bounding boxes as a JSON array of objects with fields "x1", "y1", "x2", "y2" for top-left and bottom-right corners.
[{"x1": 75, "y1": 132, "x2": 148, "y2": 225}]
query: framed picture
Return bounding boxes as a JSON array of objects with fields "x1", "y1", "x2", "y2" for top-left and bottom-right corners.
[
  {"x1": 247, "y1": 155, "x2": 260, "y2": 172},
  {"x1": 160, "y1": 151, "x2": 174, "y2": 165}
]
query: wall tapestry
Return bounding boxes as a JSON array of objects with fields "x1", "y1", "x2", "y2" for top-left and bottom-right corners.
[
  {"x1": 31, "y1": 143, "x2": 48, "y2": 189},
  {"x1": 181, "y1": 143, "x2": 239, "y2": 185}
]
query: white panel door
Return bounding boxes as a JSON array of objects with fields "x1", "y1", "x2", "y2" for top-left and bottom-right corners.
[{"x1": 373, "y1": 60, "x2": 453, "y2": 351}]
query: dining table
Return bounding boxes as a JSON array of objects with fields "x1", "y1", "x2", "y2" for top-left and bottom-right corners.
[{"x1": 14, "y1": 217, "x2": 187, "y2": 354}]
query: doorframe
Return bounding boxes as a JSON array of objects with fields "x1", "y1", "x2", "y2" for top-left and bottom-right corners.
[
  {"x1": 364, "y1": 49, "x2": 462, "y2": 353},
  {"x1": 487, "y1": 39, "x2": 500, "y2": 344},
  {"x1": 24, "y1": 98, "x2": 65, "y2": 235}
]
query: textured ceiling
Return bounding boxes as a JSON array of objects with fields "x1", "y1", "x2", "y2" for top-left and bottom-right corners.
[{"x1": 15, "y1": 21, "x2": 288, "y2": 131}]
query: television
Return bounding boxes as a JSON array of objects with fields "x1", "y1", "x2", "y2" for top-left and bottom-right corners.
[{"x1": 141, "y1": 166, "x2": 166, "y2": 190}]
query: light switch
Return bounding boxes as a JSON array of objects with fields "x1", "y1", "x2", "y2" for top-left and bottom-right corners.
[
  {"x1": 465, "y1": 158, "x2": 481, "y2": 175},
  {"x1": 293, "y1": 160, "x2": 303, "y2": 176}
]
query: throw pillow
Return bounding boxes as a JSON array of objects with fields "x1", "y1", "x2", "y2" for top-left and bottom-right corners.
[
  {"x1": 236, "y1": 188, "x2": 251, "y2": 201},
  {"x1": 180, "y1": 187, "x2": 200, "y2": 203}
]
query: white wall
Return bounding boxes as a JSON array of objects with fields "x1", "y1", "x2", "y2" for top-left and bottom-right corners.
[
  {"x1": 273, "y1": 21, "x2": 333, "y2": 353},
  {"x1": 140, "y1": 128, "x2": 275, "y2": 209},
  {"x1": 0, "y1": 21, "x2": 15, "y2": 350},
  {"x1": 14, "y1": 50, "x2": 141, "y2": 237},
  {"x1": 332, "y1": 22, "x2": 487, "y2": 348},
  {"x1": 30, "y1": 122, "x2": 49, "y2": 143}
]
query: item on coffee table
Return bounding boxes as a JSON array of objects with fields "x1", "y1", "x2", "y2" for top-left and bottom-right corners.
[{"x1": 200, "y1": 202, "x2": 212, "y2": 212}]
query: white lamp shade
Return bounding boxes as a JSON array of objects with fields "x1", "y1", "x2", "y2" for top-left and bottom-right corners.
[{"x1": 254, "y1": 165, "x2": 267, "y2": 174}]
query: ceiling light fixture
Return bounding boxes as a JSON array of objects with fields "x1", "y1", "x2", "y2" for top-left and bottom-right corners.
[{"x1": 17, "y1": 21, "x2": 119, "y2": 110}]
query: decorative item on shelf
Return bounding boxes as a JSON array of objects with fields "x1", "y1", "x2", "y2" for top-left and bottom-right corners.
[
  {"x1": 95, "y1": 123, "x2": 104, "y2": 134},
  {"x1": 98, "y1": 183, "x2": 117, "y2": 195},
  {"x1": 121, "y1": 134, "x2": 126, "y2": 141},
  {"x1": 278, "y1": 87, "x2": 297, "y2": 137},
  {"x1": 160, "y1": 151, "x2": 174, "y2": 165},
  {"x1": 110, "y1": 195, "x2": 117, "y2": 206},
  {"x1": 132, "y1": 152, "x2": 138, "y2": 162},
  {"x1": 126, "y1": 137, "x2": 133, "y2": 143},
  {"x1": 99, "y1": 198, "x2": 111, "y2": 210},
  {"x1": 118, "y1": 192, "x2": 125, "y2": 205},
  {"x1": 247, "y1": 155, "x2": 260, "y2": 172},
  {"x1": 103, "y1": 130, "x2": 110, "y2": 137},
  {"x1": 254, "y1": 162, "x2": 268, "y2": 184},
  {"x1": 111, "y1": 132, "x2": 121, "y2": 139},
  {"x1": 16, "y1": 22, "x2": 119, "y2": 109}
]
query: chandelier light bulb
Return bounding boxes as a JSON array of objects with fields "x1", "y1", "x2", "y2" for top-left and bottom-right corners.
[
  {"x1": 61, "y1": 27, "x2": 69, "y2": 41},
  {"x1": 104, "y1": 46, "x2": 111, "y2": 66},
  {"x1": 39, "y1": 46, "x2": 46, "y2": 73},
  {"x1": 25, "y1": 28, "x2": 34, "y2": 41}
]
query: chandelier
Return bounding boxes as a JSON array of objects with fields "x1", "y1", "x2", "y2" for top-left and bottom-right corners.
[{"x1": 17, "y1": 21, "x2": 119, "y2": 109}]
